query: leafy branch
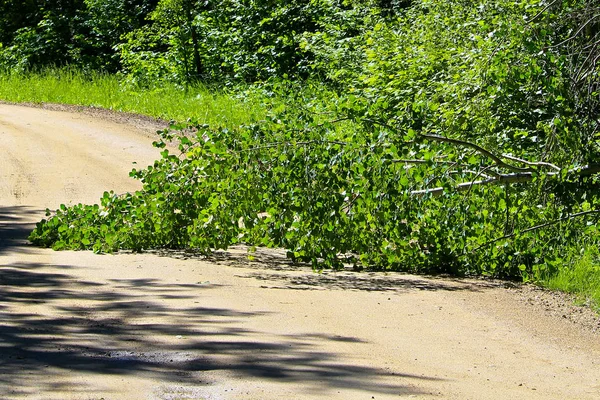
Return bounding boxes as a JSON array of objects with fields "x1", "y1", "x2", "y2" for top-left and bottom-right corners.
[{"x1": 362, "y1": 118, "x2": 535, "y2": 173}]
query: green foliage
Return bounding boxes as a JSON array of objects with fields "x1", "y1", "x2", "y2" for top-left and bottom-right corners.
[
  {"x1": 350, "y1": 0, "x2": 578, "y2": 160},
  {"x1": 196, "y1": 0, "x2": 328, "y2": 81},
  {"x1": 0, "y1": 0, "x2": 34, "y2": 45},
  {"x1": 0, "y1": 4, "x2": 84, "y2": 71},
  {"x1": 0, "y1": 0, "x2": 157, "y2": 72},
  {"x1": 118, "y1": 0, "x2": 204, "y2": 86},
  {"x1": 81, "y1": 0, "x2": 159, "y2": 71},
  {"x1": 118, "y1": 0, "x2": 380, "y2": 86}
]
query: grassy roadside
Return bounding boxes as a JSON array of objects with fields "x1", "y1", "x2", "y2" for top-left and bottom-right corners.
[
  {"x1": 2, "y1": 69, "x2": 598, "y2": 313},
  {"x1": 543, "y1": 247, "x2": 600, "y2": 313},
  {"x1": 0, "y1": 69, "x2": 267, "y2": 126}
]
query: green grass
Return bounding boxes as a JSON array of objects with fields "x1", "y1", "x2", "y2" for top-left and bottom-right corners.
[
  {"x1": 0, "y1": 68, "x2": 268, "y2": 126},
  {"x1": 543, "y1": 246, "x2": 600, "y2": 312}
]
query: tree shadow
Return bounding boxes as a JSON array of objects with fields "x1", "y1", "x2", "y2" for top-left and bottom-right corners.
[
  {"x1": 0, "y1": 205, "x2": 40, "y2": 253},
  {"x1": 156, "y1": 246, "x2": 304, "y2": 272},
  {"x1": 0, "y1": 260, "x2": 441, "y2": 398},
  {"x1": 158, "y1": 246, "x2": 501, "y2": 293},
  {"x1": 241, "y1": 270, "x2": 502, "y2": 292}
]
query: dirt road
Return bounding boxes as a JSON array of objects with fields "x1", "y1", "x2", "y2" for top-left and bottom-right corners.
[{"x1": 1, "y1": 103, "x2": 599, "y2": 400}]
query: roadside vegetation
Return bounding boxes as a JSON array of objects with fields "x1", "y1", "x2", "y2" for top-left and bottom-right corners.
[
  {"x1": 0, "y1": 68, "x2": 267, "y2": 126},
  {"x1": 1, "y1": 0, "x2": 599, "y2": 309},
  {"x1": 544, "y1": 246, "x2": 600, "y2": 311}
]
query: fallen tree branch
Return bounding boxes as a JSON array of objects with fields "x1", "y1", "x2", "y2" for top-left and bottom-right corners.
[{"x1": 565, "y1": 163, "x2": 600, "y2": 176}]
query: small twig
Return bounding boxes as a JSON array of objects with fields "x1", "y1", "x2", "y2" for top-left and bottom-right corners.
[
  {"x1": 501, "y1": 154, "x2": 561, "y2": 171},
  {"x1": 450, "y1": 169, "x2": 494, "y2": 179},
  {"x1": 237, "y1": 139, "x2": 349, "y2": 153},
  {"x1": 388, "y1": 158, "x2": 465, "y2": 167},
  {"x1": 525, "y1": 0, "x2": 562, "y2": 24},
  {"x1": 342, "y1": 193, "x2": 362, "y2": 215},
  {"x1": 549, "y1": 14, "x2": 600, "y2": 48},
  {"x1": 471, "y1": 209, "x2": 600, "y2": 252},
  {"x1": 316, "y1": 117, "x2": 352, "y2": 127},
  {"x1": 574, "y1": 52, "x2": 600, "y2": 86},
  {"x1": 464, "y1": 165, "x2": 496, "y2": 199},
  {"x1": 419, "y1": 133, "x2": 534, "y2": 173},
  {"x1": 504, "y1": 183, "x2": 511, "y2": 235}
]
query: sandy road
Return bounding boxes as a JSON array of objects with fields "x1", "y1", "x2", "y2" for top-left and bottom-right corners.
[{"x1": 0, "y1": 103, "x2": 599, "y2": 400}]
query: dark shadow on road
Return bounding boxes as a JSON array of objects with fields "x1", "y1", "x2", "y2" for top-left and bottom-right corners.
[
  {"x1": 156, "y1": 246, "x2": 304, "y2": 272},
  {"x1": 0, "y1": 206, "x2": 42, "y2": 253},
  {"x1": 241, "y1": 270, "x2": 499, "y2": 292},
  {"x1": 0, "y1": 260, "x2": 440, "y2": 398},
  {"x1": 157, "y1": 246, "x2": 499, "y2": 293}
]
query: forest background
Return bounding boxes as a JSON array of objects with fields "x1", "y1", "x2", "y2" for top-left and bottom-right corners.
[{"x1": 1, "y1": 0, "x2": 599, "y2": 308}]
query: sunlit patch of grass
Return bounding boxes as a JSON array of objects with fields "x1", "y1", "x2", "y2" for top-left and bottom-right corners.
[
  {"x1": 0, "y1": 68, "x2": 267, "y2": 126},
  {"x1": 543, "y1": 246, "x2": 600, "y2": 312}
]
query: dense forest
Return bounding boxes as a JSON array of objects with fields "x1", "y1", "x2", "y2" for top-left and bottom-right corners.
[{"x1": 3, "y1": 1, "x2": 600, "y2": 286}]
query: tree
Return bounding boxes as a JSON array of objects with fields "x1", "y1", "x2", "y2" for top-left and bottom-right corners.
[
  {"x1": 0, "y1": 0, "x2": 86, "y2": 70},
  {"x1": 82, "y1": 0, "x2": 159, "y2": 71},
  {"x1": 0, "y1": 0, "x2": 157, "y2": 71},
  {"x1": 118, "y1": 0, "x2": 206, "y2": 86}
]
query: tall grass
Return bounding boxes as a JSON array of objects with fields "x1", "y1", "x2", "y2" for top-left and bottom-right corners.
[
  {"x1": 0, "y1": 68, "x2": 267, "y2": 126},
  {"x1": 543, "y1": 246, "x2": 600, "y2": 311}
]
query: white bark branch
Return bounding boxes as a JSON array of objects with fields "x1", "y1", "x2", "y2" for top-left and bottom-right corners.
[{"x1": 411, "y1": 164, "x2": 600, "y2": 197}]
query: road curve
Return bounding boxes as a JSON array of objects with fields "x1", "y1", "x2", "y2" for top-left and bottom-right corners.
[{"x1": 0, "y1": 103, "x2": 599, "y2": 399}]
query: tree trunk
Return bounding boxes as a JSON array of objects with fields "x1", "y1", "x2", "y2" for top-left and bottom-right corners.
[{"x1": 183, "y1": 0, "x2": 203, "y2": 81}]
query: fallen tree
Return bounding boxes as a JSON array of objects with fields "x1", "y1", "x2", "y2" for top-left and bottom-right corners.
[{"x1": 29, "y1": 0, "x2": 600, "y2": 281}]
